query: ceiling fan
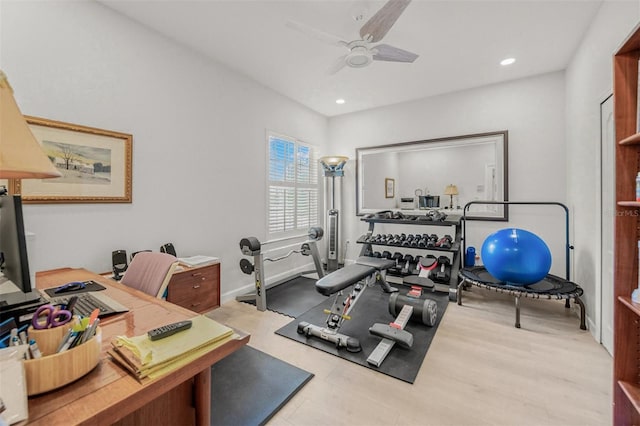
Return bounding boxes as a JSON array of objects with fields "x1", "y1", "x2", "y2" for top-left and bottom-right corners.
[{"x1": 287, "y1": 0, "x2": 418, "y2": 74}]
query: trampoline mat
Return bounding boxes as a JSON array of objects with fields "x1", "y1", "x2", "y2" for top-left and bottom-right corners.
[{"x1": 459, "y1": 267, "x2": 583, "y2": 296}]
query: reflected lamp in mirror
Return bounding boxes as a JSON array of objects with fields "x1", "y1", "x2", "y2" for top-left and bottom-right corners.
[
  {"x1": 444, "y1": 184, "x2": 459, "y2": 209},
  {"x1": 0, "y1": 70, "x2": 61, "y2": 180},
  {"x1": 320, "y1": 156, "x2": 348, "y2": 177}
]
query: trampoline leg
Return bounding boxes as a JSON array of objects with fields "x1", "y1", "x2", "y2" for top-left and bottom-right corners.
[
  {"x1": 574, "y1": 296, "x2": 587, "y2": 330},
  {"x1": 565, "y1": 299, "x2": 570, "y2": 309},
  {"x1": 457, "y1": 280, "x2": 464, "y2": 306},
  {"x1": 514, "y1": 296, "x2": 521, "y2": 328}
]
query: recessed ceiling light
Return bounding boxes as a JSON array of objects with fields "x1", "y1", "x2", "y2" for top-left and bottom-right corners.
[
  {"x1": 336, "y1": 99, "x2": 345, "y2": 104},
  {"x1": 500, "y1": 58, "x2": 516, "y2": 66}
]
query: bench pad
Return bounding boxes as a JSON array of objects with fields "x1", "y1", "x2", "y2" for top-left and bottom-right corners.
[
  {"x1": 315, "y1": 257, "x2": 395, "y2": 296},
  {"x1": 354, "y1": 257, "x2": 395, "y2": 270}
]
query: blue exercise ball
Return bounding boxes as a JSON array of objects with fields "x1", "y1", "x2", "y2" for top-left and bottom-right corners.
[{"x1": 481, "y1": 228, "x2": 552, "y2": 285}]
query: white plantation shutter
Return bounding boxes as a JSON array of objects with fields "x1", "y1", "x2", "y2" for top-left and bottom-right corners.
[{"x1": 267, "y1": 133, "x2": 318, "y2": 236}]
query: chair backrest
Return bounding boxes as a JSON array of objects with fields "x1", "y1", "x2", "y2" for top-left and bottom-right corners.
[{"x1": 120, "y1": 251, "x2": 179, "y2": 298}]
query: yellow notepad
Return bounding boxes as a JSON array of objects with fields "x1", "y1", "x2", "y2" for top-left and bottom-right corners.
[{"x1": 112, "y1": 315, "x2": 233, "y2": 373}]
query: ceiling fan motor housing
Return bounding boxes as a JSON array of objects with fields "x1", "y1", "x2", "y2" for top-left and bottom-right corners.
[{"x1": 346, "y1": 43, "x2": 373, "y2": 68}]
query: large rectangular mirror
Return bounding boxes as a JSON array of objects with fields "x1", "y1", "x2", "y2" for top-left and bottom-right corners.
[{"x1": 356, "y1": 131, "x2": 509, "y2": 221}]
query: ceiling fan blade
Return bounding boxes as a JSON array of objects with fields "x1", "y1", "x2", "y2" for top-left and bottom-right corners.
[
  {"x1": 327, "y1": 55, "x2": 347, "y2": 75},
  {"x1": 372, "y1": 44, "x2": 418, "y2": 63},
  {"x1": 286, "y1": 20, "x2": 347, "y2": 47},
  {"x1": 359, "y1": 0, "x2": 412, "y2": 43}
]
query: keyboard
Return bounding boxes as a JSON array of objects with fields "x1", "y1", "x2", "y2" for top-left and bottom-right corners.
[{"x1": 47, "y1": 291, "x2": 129, "y2": 318}]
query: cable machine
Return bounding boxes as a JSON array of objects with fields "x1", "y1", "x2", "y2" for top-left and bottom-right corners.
[{"x1": 320, "y1": 156, "x2": 348, "y2": 272}]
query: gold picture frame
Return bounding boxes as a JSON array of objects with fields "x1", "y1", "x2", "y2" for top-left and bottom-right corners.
[
  {"x1": 385, "y1": 178, "x2": 395, "y2": 198},
  {"x1": 14, "y1": 116, "x2": 132, "y2": 204}
]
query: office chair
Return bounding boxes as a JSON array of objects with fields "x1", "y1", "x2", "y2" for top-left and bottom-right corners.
[
  {"x1": 130, "y1": 250, "x2": 152, "y2": 261},
  {"x1": 120, "y1": 251, "x2": 179, "y2": 299},
  {"x1": 160, "y1": 243, "x2": 177, "y2": 257}
]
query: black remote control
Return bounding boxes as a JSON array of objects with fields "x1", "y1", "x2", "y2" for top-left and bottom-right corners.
[{"x1": 147, "y1": 320, "x2": 193, "y2": 341}]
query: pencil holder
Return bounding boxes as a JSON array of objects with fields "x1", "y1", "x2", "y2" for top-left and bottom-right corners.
[
  {"x1": 26, "y1": 324, "x2": 72, "y2": 356},
  {"x1": 23, "y1": 326, "x2": 102, "y2": 396}
]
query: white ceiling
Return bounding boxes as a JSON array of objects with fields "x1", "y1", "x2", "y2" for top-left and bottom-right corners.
[{"x1": 100, "y1": 0, "x2": 603, "y2": 117}]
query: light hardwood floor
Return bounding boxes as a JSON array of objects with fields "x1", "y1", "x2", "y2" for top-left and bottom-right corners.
[{"x1": 207, "y1": 286, "x2": 612, "y2": 426}]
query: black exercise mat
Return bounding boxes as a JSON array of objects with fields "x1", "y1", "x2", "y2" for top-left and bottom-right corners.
[
  {"x1": 240, "y1": 276, "x2": 328, "y2": 318},
  {"x1": 275, "y1": 284, "x2": 448, "y2": 383},
  {"x1": 43, "y1": 279, "x2": 106, "y2": 297},
  {"x1": 210, "y1": 345, "x2": 313, "y2": 426}
]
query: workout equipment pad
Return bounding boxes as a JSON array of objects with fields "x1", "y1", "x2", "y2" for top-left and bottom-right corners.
[
  {"x1": 240, "y1": 276, "x2": 329, "y2": 317},
  {"x1": 210, "y1": 345, "x2": 313, "y2": 426},
  {"x1": 276, "y1": 284, "x2": 449, "y2": 383}
]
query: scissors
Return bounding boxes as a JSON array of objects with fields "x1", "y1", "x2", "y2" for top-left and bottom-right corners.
[{"x1": 32, "y1": 304, "x2": 73, "y2": 329}]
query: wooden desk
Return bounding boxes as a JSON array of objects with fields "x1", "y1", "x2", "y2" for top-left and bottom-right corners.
[{"x1": 25, "y1": 268, "x2": 249, "y2": 425}]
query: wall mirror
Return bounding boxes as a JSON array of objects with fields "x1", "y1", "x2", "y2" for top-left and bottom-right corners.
[{"x1": 356, "y1": 130, "x2": 509, "y2": 221}]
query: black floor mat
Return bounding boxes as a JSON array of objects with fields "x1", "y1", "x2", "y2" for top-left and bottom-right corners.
[
  {"x1": 240, "y1": 275, "x2": 328, "y2": 318},
  {"x1": 275, "y1": 284, "x2": 448, "y2": 383},
  {"x1": 211, "y1": 345, "x2": 313, "y2": 426}
]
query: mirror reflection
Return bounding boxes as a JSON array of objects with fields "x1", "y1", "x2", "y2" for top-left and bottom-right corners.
[{"x1": 356, "y1": 131, "x2": 509, "y2": 221}]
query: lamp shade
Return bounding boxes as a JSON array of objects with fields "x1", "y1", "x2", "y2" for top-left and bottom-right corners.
[
  {"x1": 319, "y1": 156, "x2": 348, "y2": 167},
  {"x1": 0, "y1": 70, "x2": 61, "y2": 179},
  {"x1": 444, "y1": 184, "x2": 458, "y2": 196},
  {"x1": 320, "y1": 155, "x2": 348, "y2": 177}
]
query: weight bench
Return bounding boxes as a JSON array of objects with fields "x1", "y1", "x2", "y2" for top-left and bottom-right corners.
[{"x1": 297, "y1": 256, "x2": 397, "y2": 353}]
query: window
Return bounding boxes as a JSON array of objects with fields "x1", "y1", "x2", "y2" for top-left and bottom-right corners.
[{"x1": 267, "y1": 132, "x2": 319, "y2": 236}]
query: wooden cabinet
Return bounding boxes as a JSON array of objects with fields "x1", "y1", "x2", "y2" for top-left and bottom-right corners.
[
  {"x1": 166, "y1": 262, "x2": 220, "y2": 313},
  {"x1": 613, "y1": 22, "x2": 640, "y2": 425}
]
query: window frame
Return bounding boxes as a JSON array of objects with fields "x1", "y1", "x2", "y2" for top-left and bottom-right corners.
[{"x1": 265, "y1": 131, "x2": 320, "y2": 240}]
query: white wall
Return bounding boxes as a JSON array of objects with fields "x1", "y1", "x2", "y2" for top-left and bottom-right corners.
[
  {"x1": 0, "y1": 1, "x2": 328, "y2": 300},
  {"x1": 361, "y1": 151, "x2": 399, "y2": 210},
  {"x1": 329, "y1": 72, "x2": 568, "y2": 277},
  {"x1": 397, "y1": 142, "x2": 496, "y2": 208},
  {"x1": 565, "y1": 2, "x2": 640, "y2": 336}
]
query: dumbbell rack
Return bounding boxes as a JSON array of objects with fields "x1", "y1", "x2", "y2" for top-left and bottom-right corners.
[{"x1": 357, "y1": 215, "x2": 462, "y2": 301}]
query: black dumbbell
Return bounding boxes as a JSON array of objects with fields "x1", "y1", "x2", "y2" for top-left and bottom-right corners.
[
  {"x1": 401, "y1": 254, "x2": 414, "y2": 274},
  {"x1": 436, "y1": 235, "x2": 452, "y2": 249},
  {"x1": 410, "y1": 237, "x2": 421, "y2": 248},
  {"x1": 430, "y1": 256, "x2": 451, "y2": 283},
  {"x1": 427, "y1": 234, "x2": 438, "y2": 247},
  {"x1": 382, "y1": 250, "x2": 392, "y2": 259},
  {"x1": 413, "y1": 256, "x2": 423, "y2": 273}
]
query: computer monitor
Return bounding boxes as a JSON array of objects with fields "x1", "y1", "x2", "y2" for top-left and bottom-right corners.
[{"x1": 0, "y1": 195, "x2": 41, "y2": 308}]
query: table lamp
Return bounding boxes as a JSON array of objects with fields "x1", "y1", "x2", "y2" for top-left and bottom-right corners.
[
  {"x1": 0, "y1": 69, "x2": 61, "y2": 180},
  {"x1": 444, "y1": 184, "x2": 458, "y2": 209}
]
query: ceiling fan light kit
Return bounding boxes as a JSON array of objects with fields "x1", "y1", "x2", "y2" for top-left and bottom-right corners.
[
  {"x1": 346, "y1": 43, "x2": 373, "y2": 68},
  {"x1": 287, "y1": 0, "x2": 418, "y2": 73}
]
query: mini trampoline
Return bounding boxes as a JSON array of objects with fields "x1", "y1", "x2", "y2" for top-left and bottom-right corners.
[{"x1": 458, "y1": 201, "x2": 586, "y2": 330}]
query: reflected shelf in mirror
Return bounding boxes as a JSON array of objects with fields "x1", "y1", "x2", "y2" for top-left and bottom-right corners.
[{"x1": 355, "y1": 131, "x2": 509, "y2": 221}]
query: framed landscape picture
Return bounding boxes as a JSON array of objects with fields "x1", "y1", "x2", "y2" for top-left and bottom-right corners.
[{"x1": 15, "y1": 116, "x2": 132, "y2": 204}]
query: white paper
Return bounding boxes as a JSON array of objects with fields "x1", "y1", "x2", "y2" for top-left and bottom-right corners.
[
  {"x1": 178, "y1": 255, "x2": 219, "y2": 266},
  {"x1": 0, "y1": 345, "x2": 29, "y2": 424}
]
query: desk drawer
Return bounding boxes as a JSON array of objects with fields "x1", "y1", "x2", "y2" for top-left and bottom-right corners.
[{"x1": 167, "y1": 263, "x2": 220, "y2": 313}]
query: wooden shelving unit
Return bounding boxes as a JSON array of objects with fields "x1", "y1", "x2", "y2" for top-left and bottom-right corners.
[
  {"x1": 618, "y1": 201, "x2": 640, "y2": 207},
  {"x1": 620, "y1": 132, "x2": 640, "y2": 145},
  {"x1": 613, "y1": 22, "x2": 640, "y2": 425}
]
